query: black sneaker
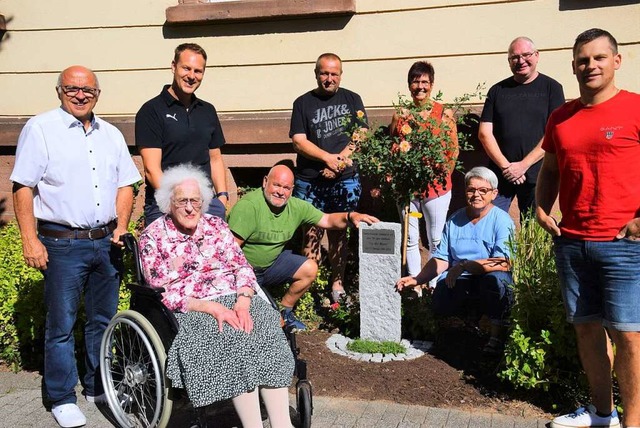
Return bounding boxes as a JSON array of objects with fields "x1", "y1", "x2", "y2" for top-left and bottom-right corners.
[{"x1": 281, "y1": 309, "x2": 306, "y2": 331}]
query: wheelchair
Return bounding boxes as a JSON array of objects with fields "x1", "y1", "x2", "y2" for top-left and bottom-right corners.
[{"x1": 99, "y1": 233, "x2": 313, "y2": 428}]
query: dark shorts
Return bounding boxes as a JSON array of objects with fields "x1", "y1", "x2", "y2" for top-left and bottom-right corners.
[
  {"x1": 553, "y1": 235, "x2": 640, "y2": 331},
  {"x1": 293, "y1": 174, "x2": 361, "y2": 213},
  {"x1": 253, "y1": 250, "x2": 308, "y2": 288}
]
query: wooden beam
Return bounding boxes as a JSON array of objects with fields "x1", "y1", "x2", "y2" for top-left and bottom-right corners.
[
  {"x1": 166, "y1": 0, "x2": 356, "y2": 25},
  {"x1": 0, "y1": 109, "x2": 401, "y2": 148}
]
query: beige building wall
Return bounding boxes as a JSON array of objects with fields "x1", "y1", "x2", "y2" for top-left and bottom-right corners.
[
  {"x1": 1, "y1": 0, "x2": 639, "y2": 118},
  {"x1": 0, "y1": 0, "x2": 638, "y2": 223}
]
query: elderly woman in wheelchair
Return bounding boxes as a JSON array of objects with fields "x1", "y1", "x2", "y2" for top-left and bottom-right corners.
[{"x1": 138, "y1": 163, "x2": 295, "y2": 427}]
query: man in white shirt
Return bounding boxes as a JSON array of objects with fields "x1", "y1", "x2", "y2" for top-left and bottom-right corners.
[{"x1": 11, "y1": 65, "x2": 141, "y2": 428}]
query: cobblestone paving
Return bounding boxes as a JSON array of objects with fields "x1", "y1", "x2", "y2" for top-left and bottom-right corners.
[{"x1": 0, "y1": 371, "x2": 549, "y2": 427}]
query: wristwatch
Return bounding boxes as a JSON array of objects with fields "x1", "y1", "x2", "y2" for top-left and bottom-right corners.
[
  {"x1": 346, "y1": 211, "x2": 355, "y2": 227},
  {"x1": 216, "y1": 191, "x2": 229, "y2": 198},
  {"x1": 237, "y1": 291, "x2": 254, "y2": 299}
]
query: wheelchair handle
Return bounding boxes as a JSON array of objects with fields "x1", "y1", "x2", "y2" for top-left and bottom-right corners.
[{"x1": 120, "y1": 233, "x2": 145, "y2": 285}]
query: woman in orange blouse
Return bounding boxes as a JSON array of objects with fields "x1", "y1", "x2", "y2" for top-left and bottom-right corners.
[{"x1": 390, "y1": 61, "x2": 459, "y2": 278}]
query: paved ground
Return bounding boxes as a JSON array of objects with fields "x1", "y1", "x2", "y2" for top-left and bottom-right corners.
[{"x1": 0, "y1": 371, "x2": 550, "y2": 428}]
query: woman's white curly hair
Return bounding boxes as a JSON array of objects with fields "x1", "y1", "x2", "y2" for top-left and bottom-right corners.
[{"x1": 155, "y1": 163, "x2": 214, "y2": 214}]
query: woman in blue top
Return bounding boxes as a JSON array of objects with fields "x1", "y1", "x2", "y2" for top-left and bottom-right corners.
[{"x1": 396, "y1": 166, "x2": 515, "y2": 354}]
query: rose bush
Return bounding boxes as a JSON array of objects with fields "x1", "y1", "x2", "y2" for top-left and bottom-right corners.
[{"x1": 347, "y1": 86, "x2": 483, "y2": 206}]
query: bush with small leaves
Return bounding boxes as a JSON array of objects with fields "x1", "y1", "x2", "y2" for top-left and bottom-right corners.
[
  {"x1": 0, "y1": 221, "x2": 137, "y2": 371},
  {"x1": 500, "y1": 214, "x2": 587, "y2": 403},
  {"x1": 0, "y1": 222, "x2": 45, "y2": 370}
]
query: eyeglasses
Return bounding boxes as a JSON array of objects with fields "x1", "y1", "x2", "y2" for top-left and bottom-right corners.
[
  {"x1": 58, "y1": 85, "x2": 101, "y2": 98},
  {"x1": 173, "y1": 198, "x2": 203, "y2": 208},
  {"x1": 410, "y1": 80, "x2": 431, "y2": 86},
  {"x1": 465, "y1": 187, "x2": 494, "y2": 196},
  {"x1": 508, "y1": 51, "x2": 537, "y2": 63}
]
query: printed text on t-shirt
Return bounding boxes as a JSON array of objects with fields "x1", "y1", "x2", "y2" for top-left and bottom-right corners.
[{"x1": 312, "y1": 104, "x2": 351, "y2": 139}]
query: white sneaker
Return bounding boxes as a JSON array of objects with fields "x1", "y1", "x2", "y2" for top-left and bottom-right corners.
[
  {"x1": 551, "y1": 404, "x2": 620, "y2": 428},
  {"x1": 51, "y1": 403, "x2": 87, "y2": 428},
  {"x1": 85, "y1": 393, "x2": 106, "y2": 403}
]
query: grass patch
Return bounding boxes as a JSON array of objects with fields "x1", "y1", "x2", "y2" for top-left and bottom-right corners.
[{"x1": 347, "y1": 339, "x2": 406, "y2": 354}]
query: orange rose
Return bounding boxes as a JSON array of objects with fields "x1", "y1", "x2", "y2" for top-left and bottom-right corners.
[
  {"x1": 400, "y1": 123, "x2": 413, "y2": 136},
  {"x1": 351, "y1": 127, "x2": 368, "y2": 143},
  {"x1": 399, "y1": 140, "x2": 411, "y2": 152}
]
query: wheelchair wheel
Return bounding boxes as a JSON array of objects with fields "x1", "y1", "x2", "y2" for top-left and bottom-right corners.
[
  {"x1": 296, "y1": 380, "x2": 313, "y2": 428},
  {"x1": 100, "y1": 310, "x2": 173, "y2": 428}
]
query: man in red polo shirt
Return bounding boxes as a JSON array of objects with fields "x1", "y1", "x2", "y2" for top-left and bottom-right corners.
[{"x1": 537, "y1": 28, "x2": 640, "y2": 428}]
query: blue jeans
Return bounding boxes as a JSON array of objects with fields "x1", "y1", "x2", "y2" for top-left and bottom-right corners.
[
  {"x1": 40, "y1": 227, "x2": 122, "y2": 406},
  {"x1": 293, "y1": 174, "x2": 361, "y2": 213},
  {"x1": 144, "y1": 197, "x2": 226, "y2": 227},
  {"x1": 553, "y1": 235, "x2": 640, "y2": 331},
  {"x1": 432, "y1": 271, "x2": 514, "y2": 326}
]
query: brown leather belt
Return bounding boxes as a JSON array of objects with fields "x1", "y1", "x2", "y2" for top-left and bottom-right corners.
[{"x1": 38, "y1": 220, "x2": 117, "y2": 240}]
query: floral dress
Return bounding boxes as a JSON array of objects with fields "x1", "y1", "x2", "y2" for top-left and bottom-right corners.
[{"x1": 139, "y1": 214, "x2": 294, "y2": 407}]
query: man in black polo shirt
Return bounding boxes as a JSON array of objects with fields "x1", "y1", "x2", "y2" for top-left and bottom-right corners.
[{"x1": 136, "y1": 43, "x2": 228, "y2": 226}]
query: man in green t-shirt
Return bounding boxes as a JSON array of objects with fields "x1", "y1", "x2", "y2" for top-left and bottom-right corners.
[{"x1": 228, "y1": 164, "x2": 378, "y2": 330}]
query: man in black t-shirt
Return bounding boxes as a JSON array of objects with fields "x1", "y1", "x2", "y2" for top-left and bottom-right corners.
[
  {"x1": 289, "y1": 53, "x2": 368, "y2": 303},
  {"x1": 136, "y1": 43, "x2": 228, "y2": 226},
  {"x1": 479, "y1": 37, "x2": 564, "y2": 216}
]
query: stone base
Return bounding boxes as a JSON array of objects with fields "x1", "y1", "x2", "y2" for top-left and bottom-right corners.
[{"x1": 325, "y1": 334, "x2": 433, "y2": 363}]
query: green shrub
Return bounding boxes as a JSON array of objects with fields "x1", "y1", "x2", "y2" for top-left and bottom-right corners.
[
  {"x1": 0, "y1": 221, "x2": 137, "y2": 371},
  {"x1": 293, "y1": 290, "x2": 322, "y2": 325},
  {"x1": 499, "y1": 215, "x2": 586, "y2": 400},
  {"x1": 347, "y1": 338, "x2": 406, "y2": 354},
  {"x1": 300, "y1": 264, "x2": 328, "y2": 324},
  {"x1": 118, "y1": 249, "x2": 136, "y2": 312},
  {"x1": 0, "y1": 222, "x2": 45, "y2": 371},
  {"x1": 401, "y1": 291, "x2": 438, "y2": 341},
  {"x1": 326, "y1": 296, "x2": 360, "y2": 338}
]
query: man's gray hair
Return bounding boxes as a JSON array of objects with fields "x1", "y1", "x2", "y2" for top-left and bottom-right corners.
[
  {"x1": 155, "y1": 164, "x2": 214, "y2": 214},
  {"x1": 56, "y1": 68, "x2": 100, "y2": 89},
  {"x1": 508, "y1": 36, "x2": 536, "y2": 54},
  {"x1": 464, "y1": 166, "x2": 499, "y2": 189}
]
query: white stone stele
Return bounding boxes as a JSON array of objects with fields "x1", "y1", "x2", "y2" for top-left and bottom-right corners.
[
  {"x1": 325, "y1": 334, "x2": 433, "y2": 363},
  {"x1": 358, "y1": 222, "x2": 402, "y2": 342}
]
